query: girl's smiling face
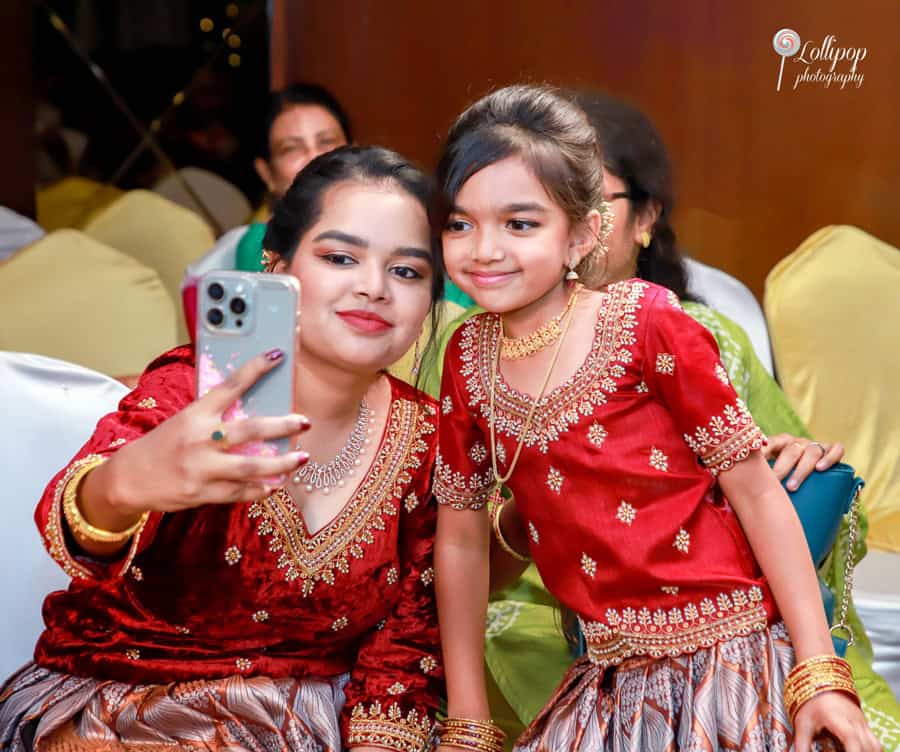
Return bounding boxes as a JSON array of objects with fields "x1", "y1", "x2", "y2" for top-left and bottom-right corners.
[
  {"x1": 285, "y1": 180, "x2": 434, "y2": 373},
  {"x1": 442, "y1": 156, "x2": 594, "y2": 315}
]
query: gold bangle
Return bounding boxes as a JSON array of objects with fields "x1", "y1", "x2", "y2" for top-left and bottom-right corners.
[
  {"x1": 491, "y1": 501, "x2": 531, "y2": 562},
  {"x1": 784, "y1": 655, "x2": 859, "y2": 724},
  {"x1": 62, "y1": 455, "x2": 148, "y2": 544}
]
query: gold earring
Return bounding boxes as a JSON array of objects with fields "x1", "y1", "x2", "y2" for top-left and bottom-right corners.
[
  {"x1": 262, "y1": 249, "x2": 280, "y2": 272},
  {"x1": 565, "y1": 264, "x2": 580, "y2": 281},
  {"x1": 411, "y1": 332, "x2": 423, "y2": 377},
  {"x1": 640, "y1": 232, "x2": 652, "y2": 249}
]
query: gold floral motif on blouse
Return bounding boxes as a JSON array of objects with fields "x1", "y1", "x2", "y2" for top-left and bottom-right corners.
[
  {"x1": 587, "y1": 422, "x2": 607, "y2": 448},
  {"x1": 674, "y1": 527, "x2": 691, "y2": 554},
  {"x1": 581, "y1": 553, "x2": 597, "y2": 578},
  {"x1": 546, "y1": 467, "x2": 564, "y2": 493},
  {"x1": 434, "y1": 451, "x2": 494, "y2": 510},
  {"x1": 468, "y1": 442, "x2": 488, "y2": 465},
  {"x1": 649, "y1": 447, "x2": 669, "y2": 472},
  {"x1": 582, "y1": 586, "x2": 767, "y2": 667},
  {"x1": 616, "y1": 500, "x2": 636, "y2": 525},
  {"x1": 458, "y1": 281, "x2": 650, "y2": 454},
  {"x1": 655, "y1": 353, "x2": 675, "y2": 375},
  {"x1": 249, "y1": 397, "x2": 436, "y2": 596},
  {"x1": 682, "y1": 399, "x2": 766, "y2": 476},
  {"x1": 348, "y1": 701, "x2": 433, "y2": 752},
  {"x1": 419, "y1": 655, "x2": 437, "y2": 674},
  {"x1": 137, "y1": 397, "x2": 157, "y2": 409}
]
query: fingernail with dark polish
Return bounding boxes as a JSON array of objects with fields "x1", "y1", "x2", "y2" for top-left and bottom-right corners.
[
  {"x1": 295, "y1": 451, "x2": 310, "y2": 465},
  {"x1": 265, "y1": 348, "x2": 284, "y2": 361}
]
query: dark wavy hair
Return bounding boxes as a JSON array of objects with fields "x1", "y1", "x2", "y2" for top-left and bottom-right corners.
[
  {"x1": 264, "y1": 145, "x2": 445, "y2": 383},
  {"x1": 574, "y1": 91, "x2": 700, "y2": 302},
  {"x1": 258, "y1": 82, "x2": 352, "y2": 159},
  {"x1": 437, "y1": 84, "x2": 609, "y2": 286}
]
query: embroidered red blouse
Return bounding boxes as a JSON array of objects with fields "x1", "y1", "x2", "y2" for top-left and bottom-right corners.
[
  {"x1": 435, "y1": 280, "x2": 776, "y2": 667},
  {"x1": 34, "y1": 347, "x2": 441, "y2": 752}
]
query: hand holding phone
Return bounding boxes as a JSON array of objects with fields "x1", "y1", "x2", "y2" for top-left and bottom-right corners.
[{"x1": 196, "y1": 271, "x2": 300, "y2": 457}]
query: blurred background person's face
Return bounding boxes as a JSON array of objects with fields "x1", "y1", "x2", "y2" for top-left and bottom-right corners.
[{"x1": 254, "y1": 104, "x2": 348, "y2": 197}]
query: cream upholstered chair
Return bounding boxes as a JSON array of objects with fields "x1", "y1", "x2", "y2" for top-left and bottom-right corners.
[
  {"x1": 765, "y1": 225, "x2": 900, "y2": 552},
  {"x1": 83, "y1": 190, "x2": 215, "y2": 342},
  {"x1": 0, "y1": 229, "x2": 176, "y2": 377},
  {"x1": 36, "y1": 176, "x2": 123, "y2": 233},
  {"x1": 153, "y1": 167, "x2": 252, "y2": 234},
  {"x1": 765, "y1": 225, "x2": 900, "y2": 699},
  {"x1": 0, "y1": 352, "x2": 128, "y2": 678}
]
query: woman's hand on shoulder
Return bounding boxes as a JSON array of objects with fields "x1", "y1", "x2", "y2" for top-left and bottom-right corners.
[
  {"x1": 100, "y1": 351, "x2": 310, "y2": 515},
  {"x1": 763, "y1": 433, "x2": 845, "y2": 491},
  {"x1": 793, "y1": 690, "x2": 881, "y2": 752}
]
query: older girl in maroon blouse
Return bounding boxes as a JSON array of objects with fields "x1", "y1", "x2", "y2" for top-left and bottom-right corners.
[
  {"x1": 432, "y1": 86, "x2": 877, "y2": 752},
  {"x1": 0, "y1": 146, "x2": 443, "y2": 752}
]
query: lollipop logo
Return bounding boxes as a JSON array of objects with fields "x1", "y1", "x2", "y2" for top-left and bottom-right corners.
[
  {"x1": 773, "y1": 29, "x2": 801, "y2": 91},
  {"x1": 772, "y1": 28, "x2": 867, "y2": 92}
]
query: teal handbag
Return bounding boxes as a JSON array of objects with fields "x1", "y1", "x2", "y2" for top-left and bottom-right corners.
[
  {"x1": 773, "y1": 460, "x2": 864, "y2": 657},
  {"x1": 774, "y1": 461, "x2": 864, "y2": 568}
]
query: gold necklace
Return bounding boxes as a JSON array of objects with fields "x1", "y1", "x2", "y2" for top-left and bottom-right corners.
[
  {"x1": 500, "y1": 287, "x2": 580, "y2": 360},
  {"x1": 489, "y1": 285, "x2": 580, "y2": 490}
]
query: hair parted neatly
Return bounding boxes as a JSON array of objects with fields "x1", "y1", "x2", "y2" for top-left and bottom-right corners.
[
  {"x1": 437, "y1": 84, "x2": 612, "y2": 287},
  {"x1": 262, "y1": 145, "x2": 445, "y2": 386},
  {"x1": 259, "y1": 82, "x2": 352, "y2": 160}
]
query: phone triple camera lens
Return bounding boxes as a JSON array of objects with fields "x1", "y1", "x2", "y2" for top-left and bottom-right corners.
[
  {"x1": 207, "y1": 282, "x2": 225, "y2": 301},
  {"x1": 230, "y1": 297, "x2": 247, "y2": 315},
  {"x1": 207, "y1": 308, "x2": 224, "y2": 326}
]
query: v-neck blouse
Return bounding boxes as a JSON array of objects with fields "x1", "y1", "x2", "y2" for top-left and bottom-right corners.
[
  {"x1": 434, "y1": 279, "x2": 775, "y2": 668},
  {"x1": 34, "y1": 346, "x2": 441, "y2": 751}
]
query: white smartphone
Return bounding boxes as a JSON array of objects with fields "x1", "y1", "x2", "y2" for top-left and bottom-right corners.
[{"x1": 196, "y1": 270, "x2": 299, "y2": 457}]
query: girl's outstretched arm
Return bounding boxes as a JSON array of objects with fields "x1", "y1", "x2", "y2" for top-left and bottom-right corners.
[
  {"x1": 435, "y1": 505, "x2": 492, "y2": 720},
  {"x1": 720, "y1": 451, "x2": 879, "y2": 752}
]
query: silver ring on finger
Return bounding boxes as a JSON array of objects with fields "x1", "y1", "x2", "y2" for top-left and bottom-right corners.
[{"x1": 810, "y1": 441, "x2": 827, "y2": 459}]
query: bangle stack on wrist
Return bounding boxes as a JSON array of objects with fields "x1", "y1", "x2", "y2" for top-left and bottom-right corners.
[
  {"x1": 490, "y1": 500, "x2": 531, "y2": 563},
  {"x1": 440, "y1": 717, "x2": 506, "y2": 752},
  {"x1": 783, "y1": 655, "x2": 860, "y2": 725},
  {"x1": 62, "y1": 455, "x2": 148, "y2": 545}
]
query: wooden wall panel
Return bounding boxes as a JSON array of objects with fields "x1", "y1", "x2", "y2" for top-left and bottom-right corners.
[{"x1": 271, "y1": 0, "x2": 900, "y2": 297}]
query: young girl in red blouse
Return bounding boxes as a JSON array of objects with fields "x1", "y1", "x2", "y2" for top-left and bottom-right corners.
[{"x1": 432, "y1": 85, "x2": 878, "y2": 752}]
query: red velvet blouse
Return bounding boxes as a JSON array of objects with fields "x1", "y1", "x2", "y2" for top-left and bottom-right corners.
[
  {"x1": 435, "y1": 280, "x2": 776, "y2": 668},
  {"x1": 34, "y1": 347, "x2": 442, "y2": 752}
]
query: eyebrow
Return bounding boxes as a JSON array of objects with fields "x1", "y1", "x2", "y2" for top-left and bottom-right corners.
[
  {"x1": 451, "y1": 201, "x2": 549, "y2": 214},
  {"x1": 313, "y1": 230, "x2": 368, "y2": 247},
  {"x1": 392, "y1": 247, "x2": 433, "y2": 265},
  {"x1": 314, "y1": 231, "x2": 432, "y2": 264}
]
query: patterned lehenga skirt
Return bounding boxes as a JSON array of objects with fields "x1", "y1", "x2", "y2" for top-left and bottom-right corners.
[
  {"x1": 513, "y1": 622, "x2": 837, "y2": 752},
  {"x1": 0, "y1": 663, "x2": 349, "y2": 752}
]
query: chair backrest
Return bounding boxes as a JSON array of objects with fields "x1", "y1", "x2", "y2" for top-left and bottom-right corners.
[
  {"x1": 765, "y1": 225, "x2": 900, "y2": 551},
  {"x1": 683, "y1": 257, "x2": 774, "y2": 375},
  {"x1": 0, "y1": 229, "x2": 176, "y2": 377},
  {"x1": 83, "y1": 190, "x2": 216, "y2": 342},
  {"x1": 0, "y1": 352, "x2": 128, "y2": 678},
  {"x1": 153, "y1": 166, "x2": 252, "y2": 234},
  {"x1": 36, "y1": 176, "x2": 123, "y2": 233}
]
